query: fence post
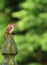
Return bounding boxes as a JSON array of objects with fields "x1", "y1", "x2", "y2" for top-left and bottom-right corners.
[{"x1": 1, "y1": 34, "x2": 18, "y2": 65}]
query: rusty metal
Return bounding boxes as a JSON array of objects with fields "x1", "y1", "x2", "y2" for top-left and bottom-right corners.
[{"x1": 1, "y1": 34, "x2": 18, "y2": 65}]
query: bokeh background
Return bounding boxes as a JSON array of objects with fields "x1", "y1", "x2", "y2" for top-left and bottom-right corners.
[{"x1": 0, "y1": 0, "x2": 47, "y2": 65}]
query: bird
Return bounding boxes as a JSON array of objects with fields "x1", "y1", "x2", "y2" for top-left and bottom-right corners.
[{"x1": 5, "y1": 24, "x2": 14, "y2": 34}]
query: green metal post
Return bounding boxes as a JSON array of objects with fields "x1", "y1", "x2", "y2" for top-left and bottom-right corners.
[{"x1": 1, "y1": 34, "x2": 18, "y2": 65}]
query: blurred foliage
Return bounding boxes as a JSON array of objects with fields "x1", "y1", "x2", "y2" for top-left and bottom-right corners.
[{"x1": 0, "y1": 0, "x2": 47, "y2": 65}]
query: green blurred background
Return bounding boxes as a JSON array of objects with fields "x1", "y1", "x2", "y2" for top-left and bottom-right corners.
[{"x1": 0, "y1": 0, "x2": 47, "y2": 65}]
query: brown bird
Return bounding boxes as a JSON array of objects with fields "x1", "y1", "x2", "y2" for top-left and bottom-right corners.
[{"x1": 5, "y1": 24, "x2": 14, "y2": 34}]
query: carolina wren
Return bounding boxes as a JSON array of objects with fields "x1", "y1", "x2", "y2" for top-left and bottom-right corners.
[{"x1": 5, "y1": 24, "x2": 14, "y2": 34}]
